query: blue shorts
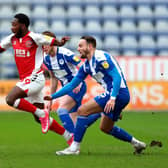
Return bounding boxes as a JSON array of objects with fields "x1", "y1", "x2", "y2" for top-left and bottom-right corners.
[
  {"x1": 68, "y1": 81, "x2": 86, "y2": 113},
  {"x1": 94, "y1": 88, "x2": 130, "y2": 121}
]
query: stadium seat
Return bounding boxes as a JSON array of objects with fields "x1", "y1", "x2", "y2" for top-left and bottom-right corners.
[
  {"x1": 138, "y1": 35, "x2": 156, "y2": 50},
  {"x1": 108, "y1": 50, "x2": 120, "y2": 57},
  {"x1": 119, "y1": 0, "x2": 136, "y2": 6},
  {"x1": 67, "y1": 21, "x2": 84, "y2": 36},
  {"x1": 50, "y1": 20, "x2": 67, "y2": 36},
  {"x1": 102, "y1": 5, "x2": 118, "y2": 20},
  {"x1": 103, "y1": 36, "x2": 120, "y2": 50},
  {"x1": 14, "y1": 0, "x2": 32, "y2": 5},
  {"x1": 84, "y1": 5, "x2": 101, "y2": 21},
  {"x1": 121, "y1": 36, "x2": 138, "y2": 50},
  {"x1": 156, "y1": 35, "x2": 168, "y2": 50},
  {"x1": 119, "y1": 5, "x2": 136, "y2": 20},
  {"x1": 102, "y1": 21, "x2": 119, "y2": 36},
  {"x1": 154, "y1": 0, "x2": 168, "y2": 6},
  {"x1": 140, "y1": 50, "x2": 155, "y2": 56},
  {"x1": 136, "y1": 5, "x2": 153, "y2": 20},
  {"x1": 33, "y1": 20, "x2": 49, "y2": 33},
  {"x1": 155, "y1": 20, "x2": 168, "y2": 35},
  {"x1": 49, "y1": 6, "x2": 66, "y2": 21},
  {"x1": 49, "y1": 0, "x2": 66, "y2": 6},
  {"x1": 123, "y1": 50, "x2": 138, "y2": 56},
  {"x1": 136, "y1": 0, "x2": 153, "y2": 6},
  {"x1": 83, "y1": 0, "x2": 101, "y2": 6},
  {"x1": 84, "y1": 21, "x2": 102, "y2": 36},
  {"x1": 67, "y1": 5, "x2": 84, "y2": 21},
  {"x1": 158, "y1": 50, "x2": 168, "y2": 56},
  {"x1": 137, "y1": 20, "x2": 154, "y2": 35},
  {"x1": 0, "y1": 5, "x2": 14, "y2": 20},
  {"x1": 120, "y1": 20, "x2": 137, "y2": 35},
  {"x1": 154, "y1": 5, "x2": 168, "y2": 20},
  {"x1": 0, "y1": 21, "x2": 12, "y2": 35},
  {"x1": 15, "y1": 5, "x2": 32, "y2": 17},
  {"x1": 31, "y1": 5, "x2": 48, "y2": 20}
]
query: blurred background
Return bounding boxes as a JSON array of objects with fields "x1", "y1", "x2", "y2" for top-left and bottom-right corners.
[{"x1": 0, "y1": 0, "x2": 168, "y2": 111}]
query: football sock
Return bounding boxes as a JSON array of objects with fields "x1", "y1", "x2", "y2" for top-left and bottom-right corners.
[
  {"x1": 87, "y1": 113, "x2": 101, "y2": 127},
  {"x1": 57, "y1": 108, "x2": 74, "y2": 133},
  {"x1": 49, "y1": 117, "x2": 65, "y2": 135},
  {"x1": 17, "y1": 98, "x2": 37, "y2": 113},
  {"x1": 16, "y1": 98, "x2": 45, "y2": 117},
  {"x1": 74, "y1": 116, "x2": 88, "y2": 142},
  {"x1": 70, "y1": 141, "x2": 80, "y2": 151},
  {"x1": 109, "y1": 126, "x2": 132, "y2": 142},
  {"x1": 131, "y1": 137, "x2": 142, "y2": 145}
]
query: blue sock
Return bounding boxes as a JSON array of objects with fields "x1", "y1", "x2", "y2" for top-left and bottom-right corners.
[
  {"x1": 74, "y1": 116, "x2": 88, "y2": 142},
  {"x1": 109, "y1": 126, "x2": 132, "y2": 142},
  {"x1": 57, "y1": 108, "x2": 74, "y2": 133},
  {"x1": 87, "y1": 113, "x2": 101, "y2": 127}
]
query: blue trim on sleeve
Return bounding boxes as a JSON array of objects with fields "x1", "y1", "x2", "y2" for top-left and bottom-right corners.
[{"x1": 107, "y1": 67, "x2": 121, "y2": 98}]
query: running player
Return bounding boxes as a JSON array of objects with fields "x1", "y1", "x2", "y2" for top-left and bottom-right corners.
[
  {"x1": 43, "y1": 31, "x2": 101, "y2": 133},
  {"x1": 0, "y1": 13, "x2": 73, "y2": 144},
  {"x1": 45, "y1": 36, "x2": 147, "y2": 155}
]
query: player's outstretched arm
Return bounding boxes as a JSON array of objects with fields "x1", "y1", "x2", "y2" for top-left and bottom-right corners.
[{"x1": 44, "y1": 76, "x2": 82, "y2": 100}]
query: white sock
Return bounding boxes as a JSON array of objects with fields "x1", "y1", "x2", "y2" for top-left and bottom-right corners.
[
  {"x1": 70, "y1": 141, "x2": 80, "y2": 151},
  {"x1": 34, "y1": 109, "x2": 45, "y2": 118},
  {"x1": 131, "y1": 137, "x2": 140, "y2": 145},
  {"x1": 62, "y1": 130, "x2": 72, "y2": 141}
]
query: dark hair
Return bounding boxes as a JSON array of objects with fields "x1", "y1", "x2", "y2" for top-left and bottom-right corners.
[
  {"x1": 14, "y1": 13, "x2": 30, "y2": 28},
  {"x1": 42, "y1": 31, "x2": 56, "y2": 38},
  {"x1": 80, "y1": 36, "x2": 96, "y2": 48}
]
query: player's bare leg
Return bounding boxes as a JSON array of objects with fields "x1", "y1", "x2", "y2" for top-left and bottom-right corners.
[
  {"x1": 6, "y1": 86, "x2": 49, "y2": 133},
  {"x1": 100, "y1": 114, "x2": 146, "y2": 154}
]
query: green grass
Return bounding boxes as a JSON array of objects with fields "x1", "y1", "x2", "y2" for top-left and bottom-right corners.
[{"x1": 0, "y1": 111, "x2": 167, "y2": 168}]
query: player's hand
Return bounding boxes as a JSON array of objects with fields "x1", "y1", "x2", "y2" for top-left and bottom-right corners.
[
  {"x1": 44, "y1": 95, "x2": 52, "y2": 101},
  {"x1": 60, "y1": 36, "x2": 70, "y2": 46},
  {"x1": 73, "y1": 85, "x2": 81, "y2": 93},
  {"x1": 104, "y1": 99, "x2": 115, "y2": 113},
  {"x1": 45, "y1": 100, "x2": 52, "y2": 111}
]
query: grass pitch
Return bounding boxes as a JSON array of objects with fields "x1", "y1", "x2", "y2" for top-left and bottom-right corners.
[{"x1": 0, "y1": 111, "x2": 167, "y2": 168}]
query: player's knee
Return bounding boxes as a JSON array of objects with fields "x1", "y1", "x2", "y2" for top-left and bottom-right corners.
[
  {"x1": 77, "y1": 107, "x2": 86, "y2": 116},
  {"x1": 5, "y1": 96, "x2": 14, "y2": 106}
]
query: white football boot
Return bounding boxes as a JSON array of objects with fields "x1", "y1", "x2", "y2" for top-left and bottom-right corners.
[
  {"x1": 56, "y1": 146, "x2": 80, "y2": 155},
  {"x1": 131, "y1": 138, "x2": 146, "y2": 154}
]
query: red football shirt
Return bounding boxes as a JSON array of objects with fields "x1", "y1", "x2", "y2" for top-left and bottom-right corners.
[{"x1": 0, "y1": 31, "x2": 55, "y2": 80}]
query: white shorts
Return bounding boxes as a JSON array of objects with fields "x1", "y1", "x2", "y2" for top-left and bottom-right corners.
[{"x1": 16, "y1": 72, "x2": 45, "y2": 104}]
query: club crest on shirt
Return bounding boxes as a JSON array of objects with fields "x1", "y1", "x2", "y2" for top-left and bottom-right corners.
[
  {"x1": 102, "y1": 61, "x2": 109, "y2": 69},
  {"x1": 25, "y1": 40, "x2": 33, "y2": 48},
  {"x1": 59, "y1": 59, "x2": 64, "y2": 65}
]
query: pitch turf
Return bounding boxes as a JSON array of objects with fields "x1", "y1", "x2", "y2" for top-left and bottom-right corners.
[{"x1": 0, "y1": 111, "x2": 167, "y2": 168}]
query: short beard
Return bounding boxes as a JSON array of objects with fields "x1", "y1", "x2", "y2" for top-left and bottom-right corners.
[
  {"x1": 15, "y1": 28, "x2": 23, "y2": 38},
  {"x1": 80, "y1": 49, "x2": 89, "y2": 59}
]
